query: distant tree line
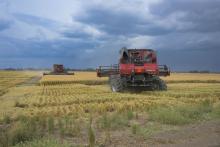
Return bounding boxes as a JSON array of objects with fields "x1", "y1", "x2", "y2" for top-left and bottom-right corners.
[
  {"x1": 188, "y1": 70, "x2": 210, "y2": 73},
  {"x1": 1, "y1": 68, "x2": 50, "y2": 71},
  {"x1": 0, "y1": 67, "x2": 97, "y2": 71}
]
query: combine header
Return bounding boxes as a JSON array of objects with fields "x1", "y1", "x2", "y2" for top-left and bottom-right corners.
[
  {"x1": 97, "y1": 47, "x2": 170, "y2": 92},
  {"x1": 43, "y1": 64, "x2": 74, "y2": 75}
]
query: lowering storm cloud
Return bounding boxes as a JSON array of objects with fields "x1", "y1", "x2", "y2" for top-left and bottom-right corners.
[{"x1": 0, "y1": 0, "x2": 219, "y2": 71}]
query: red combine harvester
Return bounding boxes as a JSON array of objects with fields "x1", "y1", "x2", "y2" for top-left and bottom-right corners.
[
  {"x1": 43, "y1": 64, "x2": 74, "y2": 75},
  {"x1": 97, "y1": 47, "x2": 170, "y2": 92}
]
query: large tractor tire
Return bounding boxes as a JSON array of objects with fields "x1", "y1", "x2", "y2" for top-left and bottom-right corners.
[
  {"x1": 158, "y1": 78, "x2": 167, "y2": 90},
  {"x1": 109, "y1": 74, "x2": 125, "y2": 92},
  {"x1": 151, "y1": 77, "x2": 167, "y2": 91}
]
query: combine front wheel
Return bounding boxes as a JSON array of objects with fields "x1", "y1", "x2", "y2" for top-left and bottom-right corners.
[
  {"x1": 151, "y1": 77, "x2": 167, "y2": 91},
  {"x1": 109, "y1": 74, "x2": 125, "y2": 92},
  {"x1": 158, "y1": 78, "x2": 167, "y2": 90}
]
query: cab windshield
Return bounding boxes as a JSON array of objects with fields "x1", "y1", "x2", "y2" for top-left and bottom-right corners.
[
  {"x1": 120, "y1": 49, "x2": 156, "y2": 64},
  {"x1": 130, "y1": 51, "x2": 155, "y2": 64}
]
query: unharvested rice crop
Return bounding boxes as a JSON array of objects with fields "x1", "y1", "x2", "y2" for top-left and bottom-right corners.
[
  {"x1": 0, "y1": 71, "x2": 38, "y2": 96},
  {"x1": 161, "y1": 73, "x2": 220, "y2": 83}
]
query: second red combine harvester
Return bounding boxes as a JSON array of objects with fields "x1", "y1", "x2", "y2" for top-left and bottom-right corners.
[{"x1": 97, "y1": 47, "x2": 170, "y2": 92}]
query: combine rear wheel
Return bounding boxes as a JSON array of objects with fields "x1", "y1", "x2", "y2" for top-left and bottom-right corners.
[
  {"x1": 151, "y1": 77, "x2": 167, "y2": 91},
  {"x1": 109, "y1": 74, "x2": 125, "y2": 92}
]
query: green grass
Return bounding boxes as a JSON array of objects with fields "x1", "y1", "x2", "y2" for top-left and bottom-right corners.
[
  {"x1": 131, "y1": 124, "x2": 140, "y2": 134},
  {"x1": 2, "y1": 114, "x2": 11, "y2": 124},
  {"x1": 149, "y1": 100, "x2": 215, "y2": 125},
  {"x1": 48, "y1": 117, "x2": 55, "y2": 134},
  {"x1": 8, "y1": 121, "x2": 41, "y2": 146},
  {"x1": 127, "y1": 110, "x2": 134, "y2": 120},
  {"x1": 0, "y1": 127, "x2": 9, "y2": 147},
  {"x1": 149, "y1": 107, "x2": 191, "y2": 125},
  {"x1": 13, "y1": 137, "x2": 71, "y2": 147},
  {"x1": 106, "y1": 112, "x2": 130, "y2": 129},
  {"x1": 0, "y1": 116, "x2": 44, "y2": 147},
  {"x1": 88, "y1": 116, "x2": 95, "y2": 147},
  {"x1": 210, "y1": 104, "x2": 220, "y2": 119},
  {"x1": 138, "y1": 122, "x2": 165, "y2": 138}
]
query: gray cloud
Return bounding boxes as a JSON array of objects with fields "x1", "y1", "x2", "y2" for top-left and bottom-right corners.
[
  {"x1": 150, "y1": 0, "x2": 220, "y2": 33},
  {"x1": 13, "y1": 13, "x2": 59, "y2": 28},
  {"x1": 75, "y1": 8, "x2": 172, "y2": 36},
  {"x1": 0, "y1": 0, "x2": 219, "y2": 71},
  {"x1": 0, "y1": 19, "x2": 12, "y2": 31},
  {"x1": 62, "y1": 30, "x2": 93, "y2": 39},
  {"x1": 0, "y1": 36, "x2": 97, "y2": 59},
  {"x1": 158, "y1": 48, "x2": 220, "y2": 72}
]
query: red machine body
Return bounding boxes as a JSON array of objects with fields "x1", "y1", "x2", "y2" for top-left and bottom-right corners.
[{"x1": 119, "y1": 49, "x2": 159, "y2": 76}]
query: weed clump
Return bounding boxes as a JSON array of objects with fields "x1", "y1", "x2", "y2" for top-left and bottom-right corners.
[
  {"x1": 88, "y1": 116, "x2": 95, "y2": 147},
  {"x1": 14, "y1": 137, "x2": 71, "y2": 147},
  {"x1": 131, "y1": 124, "x2": 139, "y2": 134},
  {"x1": 127, "y1": 110, "x2": 134, "y2": 120},
  {"x1": 149, "y1": 101, "x2": 214, "y2": 125},
  {"x1": 48, "y1": 117, "x2": 55, "y2": 134},
  {"x1": 0, "y1": 127, "x2": 9, "y2": 147},
  {"x1": 2, "y1": 114, "x2": 11, "y2": 124},
  {"x1": 8, "y1": 120, "x2": 40, "y2": 145}
]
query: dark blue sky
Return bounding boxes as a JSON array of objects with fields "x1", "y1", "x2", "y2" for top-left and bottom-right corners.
[{"x1": 0, "y1": 0, "x2": 220, "y2": 71}]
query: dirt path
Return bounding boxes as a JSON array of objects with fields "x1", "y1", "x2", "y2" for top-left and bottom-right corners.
[
  {"x1": 17, "y1": 76, "x2": 42, "y2": 86},
  {"x1": 147, "y1": 120, "x2": 220, "y2": 147}
]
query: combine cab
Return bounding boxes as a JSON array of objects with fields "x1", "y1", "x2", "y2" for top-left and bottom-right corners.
[
  {"x1": 43, "y1": 64, "x2": 74, "y2": 75},
  {"x1": 97, "y1": 47, "x2": 170, "y2": 92}
]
